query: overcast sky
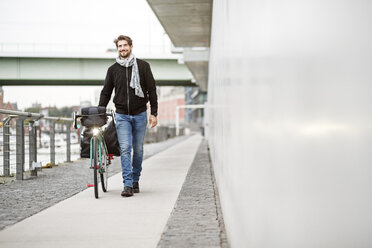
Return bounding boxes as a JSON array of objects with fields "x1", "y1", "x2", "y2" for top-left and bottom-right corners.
[{"x1": 0, "y1": 0, "x2": 171, "y2": 110}]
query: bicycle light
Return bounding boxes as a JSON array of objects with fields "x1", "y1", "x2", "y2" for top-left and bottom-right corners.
[{"x1": 92, "y1": 128, "x2": 99, "y2": 136}]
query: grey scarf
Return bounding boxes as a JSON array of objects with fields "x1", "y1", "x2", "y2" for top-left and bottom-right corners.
[{"x1": 116, "y1": 54, "x2": 144, "y2": 98}]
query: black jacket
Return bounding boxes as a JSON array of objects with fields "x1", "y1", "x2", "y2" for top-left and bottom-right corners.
[{"x1": 99, "y1": 59, "x2": 158, "y2": 116}]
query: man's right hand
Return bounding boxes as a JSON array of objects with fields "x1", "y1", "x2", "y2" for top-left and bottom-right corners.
[{"x1": 149, "y1": 115, "x2": 158, "y2": 128}]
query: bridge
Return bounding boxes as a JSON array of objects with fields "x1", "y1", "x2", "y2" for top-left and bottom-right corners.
[{"x1": 0, "y1": 55, "x2": 194, "y2": 87}]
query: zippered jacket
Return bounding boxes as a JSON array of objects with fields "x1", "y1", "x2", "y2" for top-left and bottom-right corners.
[{"x1": 98, "y1": 59, "x2": 158, "y2": 116}]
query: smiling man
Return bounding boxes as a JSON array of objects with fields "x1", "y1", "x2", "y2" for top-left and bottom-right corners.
[{"x1": 99, "y1": 35, "x2": 158, "y2": 197}]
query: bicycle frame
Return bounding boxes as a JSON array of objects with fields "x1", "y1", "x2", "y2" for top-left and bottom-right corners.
[
  {"x1": 73, "y1": 109, "x2": 115, "y2": 198},
  {"x1": 89, "y1": 129, "x2": 109, "y2": 171}
]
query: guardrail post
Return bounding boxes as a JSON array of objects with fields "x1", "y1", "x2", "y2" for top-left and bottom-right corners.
[
  {"x1": 16, "y1": 117, "x2": 25, "y2": 180},
  {"x1": 50, "y1": 121, "x2": 56, "y2": 166},
  {"x1": 66, "y1": 123, "x2": 71, "y2": 162},
  {"x1": 34, "y1": 120, "x2": 39, "y2": 159},
  {"x1": 3, "y1": 117, "x2": 12, "y2": 176},
  {"x1": 29, "y1": 121, "x2": 34, "y2": 171},
  {"x1": 29, "y1": 120, "x2": 38, "y2": 176}
]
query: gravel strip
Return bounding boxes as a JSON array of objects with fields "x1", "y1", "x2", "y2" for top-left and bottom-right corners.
[{"x1": 157, "y1": 139, "x2": 229, "y2": 248}]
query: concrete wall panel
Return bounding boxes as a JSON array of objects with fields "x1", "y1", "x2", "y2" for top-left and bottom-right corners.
[{"x1": 207, "y1": 1, "x2": 372, "y2": 247}]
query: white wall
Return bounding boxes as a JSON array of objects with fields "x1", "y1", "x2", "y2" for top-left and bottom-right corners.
[{"x1": 207, "y1": 1, "x2": 372, "y2": 247}]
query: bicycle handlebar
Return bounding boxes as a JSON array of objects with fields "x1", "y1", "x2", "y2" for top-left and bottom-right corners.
[{"x1": 73, "y1": 110, "x2": 116, "y2": 129}]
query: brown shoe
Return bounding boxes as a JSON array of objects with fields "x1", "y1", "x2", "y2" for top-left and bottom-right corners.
[
  {"x1": 121, "y1": 186, "x2": 133, "y2": 197},
  {"x1": 133, "y1": 182, "x2": 140, "y2": 193}
]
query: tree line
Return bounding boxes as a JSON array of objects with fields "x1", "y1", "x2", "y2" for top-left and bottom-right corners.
[{"x1": 24, "y1": 106, "x2": 74, "y2": 118}]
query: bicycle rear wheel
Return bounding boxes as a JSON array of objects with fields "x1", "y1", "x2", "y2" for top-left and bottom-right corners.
[{"x1": 93, "y1": 137, "x2": 99, "y2": 199}]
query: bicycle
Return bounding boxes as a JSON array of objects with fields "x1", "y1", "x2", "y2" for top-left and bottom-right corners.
[{"x1": 73, "y1": 108, "x2": 115, "y2": 199}]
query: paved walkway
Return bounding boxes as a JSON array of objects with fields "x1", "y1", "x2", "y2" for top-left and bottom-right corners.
[
  {"x1": 0, "y1": 135, "x2": 190, "y2": 230},
  {"x1": 0, "y1": 134, "x2": 228, "y2": 248}
]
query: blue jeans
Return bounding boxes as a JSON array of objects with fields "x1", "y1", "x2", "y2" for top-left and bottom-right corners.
[{"x1": 115, "y1": 111, "x2": 147, "y2": 187}]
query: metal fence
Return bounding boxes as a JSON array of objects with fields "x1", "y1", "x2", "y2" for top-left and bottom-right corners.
[
  {"x1": 145, "y1": 126, "x2": 184, "y2": 143},
  {"x1": 0, "y1": 109, "x2": 186, "y2": 180},
  {"x1": 0, "y1": 109, "x2": 76, "y2": 180}
]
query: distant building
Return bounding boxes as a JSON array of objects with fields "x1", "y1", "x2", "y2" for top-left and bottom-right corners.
[
  {"x1": 39, "y1": 107, "x2": 51, "y2": 130},
  {"x1": 31, "y1": 102, "x2": 42, "y2": 109},
  {"x1": 157, "y1": 86, "x2": 185, "y2": 126},
  {"x1": 0, "y1": 86, "x2": 18, "y2": 121},
  {"x1": 39, "y1": 107, "x2": 49, "y2": 117}
]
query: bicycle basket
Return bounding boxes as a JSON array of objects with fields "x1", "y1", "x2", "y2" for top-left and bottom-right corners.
[{"x1": 81, "y1": 106, "x2": 107, "y2": 127}]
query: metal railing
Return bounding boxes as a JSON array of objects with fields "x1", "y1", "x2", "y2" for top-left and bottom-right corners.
[
  {"x1": 0, "y1": 109, "x2": 75, "y2": 180},
  {"x1": 0, "y1": 42, "x2": 176, "y2": 58},
  {"x1": 145, "y1": 126, "x2": 184, "y2": 143}
]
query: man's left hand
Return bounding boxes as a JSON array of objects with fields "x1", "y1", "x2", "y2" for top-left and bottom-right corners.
[{"x1": 149, "y1": 115, "x2": 158, "y2": 128}]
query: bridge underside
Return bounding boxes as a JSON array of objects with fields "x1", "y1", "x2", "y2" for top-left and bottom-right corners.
[
  {"x1": 0, "y1": 56, "x2": 194, "y2": 87},
  {"x1": 146, "y1": 0, "x2": 212, "y2": 91}
]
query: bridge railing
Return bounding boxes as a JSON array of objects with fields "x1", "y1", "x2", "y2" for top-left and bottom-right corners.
[
  {"x1": 0, "y1": 42, "x2": 174, "y2": 58},
  {"x1": 0, "y1": 109, "x2": 75, "y2": 180}
]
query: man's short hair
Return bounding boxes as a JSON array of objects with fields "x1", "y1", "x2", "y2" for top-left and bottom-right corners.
[{"x1": 114, "y1": 35, "x2": 133, "y2": 47}]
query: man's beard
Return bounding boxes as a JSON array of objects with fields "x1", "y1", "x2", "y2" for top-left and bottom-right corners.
[{"x1": 119, "y1": 50, "x2": 131, "y2": 59}]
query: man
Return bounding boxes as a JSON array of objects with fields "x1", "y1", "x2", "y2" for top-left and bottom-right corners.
[{"x1": 99, "y1": 35, "x2": 158, "y2": 197}]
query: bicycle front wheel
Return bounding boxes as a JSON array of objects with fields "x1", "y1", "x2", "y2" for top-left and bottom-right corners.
[
  {"x1": 101, "y1": 172, "x2": 108, "y2": 192},
  {"x1": 100, "y1": 147, "x2": 108, "y2": 192},
  {"x1": 99, "y1": 139, "x2": 108, "y2": 192},
  {"x1": 93, "y1": 137, "x2": 99, "y2": 199}
]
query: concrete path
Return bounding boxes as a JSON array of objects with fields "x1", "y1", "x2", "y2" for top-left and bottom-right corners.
[
  {"x1": 0, "y1": 135, "x2": 191, "y2": 231},
  {"x1": 0, "y1": 134, "x2": 202, "y2": 248}
]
